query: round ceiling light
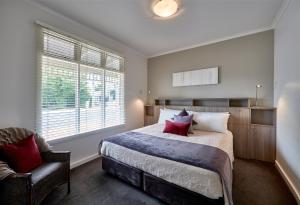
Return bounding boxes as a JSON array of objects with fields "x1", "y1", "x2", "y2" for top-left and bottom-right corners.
[{"x1": 152, "y1": 0, "x2": 178, "y2": 18}]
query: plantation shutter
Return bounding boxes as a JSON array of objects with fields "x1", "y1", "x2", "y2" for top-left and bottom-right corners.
[
  {"x1": 105, "y1": 70, "x2": 125, "y2": 127},
  {"x1": 79, "y1": 65, "x2": 105, "y2": 133},
  {"x1": 37, "y1": 27, "x2": 125, "y2": 141},
  {"x1": 43, "y1": 31, "x2": 77, "y2": 61}
]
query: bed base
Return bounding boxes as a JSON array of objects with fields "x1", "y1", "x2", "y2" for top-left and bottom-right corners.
[{"x1": 102, "y1": 155, "x2": 224, "y2": 205}]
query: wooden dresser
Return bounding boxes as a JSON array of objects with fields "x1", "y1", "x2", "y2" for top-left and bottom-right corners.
[{"x1": 144, "y1": 98, "x2": 276, "y2": 163}]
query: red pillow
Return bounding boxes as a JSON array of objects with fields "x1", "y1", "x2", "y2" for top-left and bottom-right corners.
[
  {"x1": 163, "y1": 120, "x2": 191, "y2": 136},
  {"x1": 2, "y1": 135, "x2": 43, "y2": 173}
]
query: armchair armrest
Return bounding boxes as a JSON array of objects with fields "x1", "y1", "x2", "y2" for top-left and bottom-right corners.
[
  {"x1": 0, "y1": 173, "x2": 32, "y2": 204},
  {"x1": 41, "y1": 151, "x2": 71, "y2": 162}
]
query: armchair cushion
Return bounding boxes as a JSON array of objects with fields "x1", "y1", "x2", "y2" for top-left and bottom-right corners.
[
  {"x1": 2, "y1": 135, "x2": 43, "y2": 173},
  {"x1": 31, "y1": 162, "x2": 69, "y2": 203},
  {"x1": 31, "y1": 162, "x2": 68, "y2": 185}
]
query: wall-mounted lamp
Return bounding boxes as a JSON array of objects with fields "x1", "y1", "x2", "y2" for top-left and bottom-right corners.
[
  {"x1": 255, "y1": 84, "x2": 262, "y2": 106},
  {"x1": 148, "y1": 90, "x2": 154, "y2": 105}
]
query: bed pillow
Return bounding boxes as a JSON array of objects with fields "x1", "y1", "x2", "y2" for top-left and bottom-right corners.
[
  {"x1": 158, "y1": 109, "x2": 181, "y2": 123},
  {"x1": 177, "y1": 108, "x2": 189, "y2": 116},
  {"x1": 169, "y1": 108, "x2": 197, "y2": 123},
  {"x1": 192, "y1": 112, "x2": 230, "y2": 133},
  {"x1": 173, "y1": 114, "x2": 194, "y2": 133},
  {"x1": 1, "y1": 135, "x2": 43, "y2": 173},
  {"x1": 163, "y1": 120, "x2": 190, "y2": 136}
]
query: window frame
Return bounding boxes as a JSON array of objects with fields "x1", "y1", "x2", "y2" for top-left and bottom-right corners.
[{"x1": 36, "y1": 24, "x2": 126, "y2": 143}]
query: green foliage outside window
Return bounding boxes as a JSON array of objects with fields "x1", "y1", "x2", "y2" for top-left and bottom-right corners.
[{"x1": 42, "y1": 76, "x2": 91, "y2": 109}]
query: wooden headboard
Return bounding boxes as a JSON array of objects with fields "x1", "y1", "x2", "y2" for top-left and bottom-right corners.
[{"x1": 144, "y1": 98, "x2": 276, "y2": 162}]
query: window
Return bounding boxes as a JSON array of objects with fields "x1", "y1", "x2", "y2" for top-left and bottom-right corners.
[{"x1": 37, "y1": 28, "x2": 125, "y2": 141}]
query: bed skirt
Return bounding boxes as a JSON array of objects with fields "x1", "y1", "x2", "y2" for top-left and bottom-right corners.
[{"x1": 102, "y1": 155, "x2": 224, "y2": 205}]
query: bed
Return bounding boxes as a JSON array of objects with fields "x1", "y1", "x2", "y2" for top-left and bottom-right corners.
[{"x1": 99, "y1": 120, "x2": 234, "y2": 205}]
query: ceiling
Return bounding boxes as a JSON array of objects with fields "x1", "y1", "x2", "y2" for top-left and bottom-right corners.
[{"x1": 30, "y1": 0, "x2": 284, "y2": 57}]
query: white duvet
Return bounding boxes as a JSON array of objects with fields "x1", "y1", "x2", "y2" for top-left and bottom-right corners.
[{"x1": 101, "y1": 123, "x2": 234, "y2": 204}]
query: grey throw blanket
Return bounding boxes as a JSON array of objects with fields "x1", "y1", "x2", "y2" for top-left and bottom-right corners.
[
  {"x1": 0, "y1": 127, "x2": 50, "y2": 180},
  {"x1": 100, "y1": 131, "x2": 233, "y2": 205}
]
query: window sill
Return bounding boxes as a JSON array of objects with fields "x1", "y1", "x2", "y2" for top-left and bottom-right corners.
[{"x1": 47, "y1": 124, "x2": 126, "y2": 145}]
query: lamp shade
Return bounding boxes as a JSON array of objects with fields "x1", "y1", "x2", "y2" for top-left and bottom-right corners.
[{"x1": 152, "y1": 0, "x2": 178, "y2": 17}]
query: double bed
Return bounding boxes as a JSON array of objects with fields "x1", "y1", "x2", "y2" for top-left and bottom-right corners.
[{"x1": 99, "y1": 117, "x2": 234, "y2": 205}]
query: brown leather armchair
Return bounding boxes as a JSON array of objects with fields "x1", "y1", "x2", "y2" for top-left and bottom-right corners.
[{"x1": 0, "y1": 150, "x2": 71, "y2": 205}]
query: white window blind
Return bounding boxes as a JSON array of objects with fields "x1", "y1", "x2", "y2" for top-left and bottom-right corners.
[{"x1": 37, "y1": 27, "x2": 125, "y2": 141}]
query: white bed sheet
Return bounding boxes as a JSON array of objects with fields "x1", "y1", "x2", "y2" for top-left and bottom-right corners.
[{"x1": 101, "y1": 123, "x2": 234, "y2": 203}]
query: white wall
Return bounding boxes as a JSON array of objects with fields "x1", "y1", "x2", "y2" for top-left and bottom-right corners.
[
  {"x1": 274, "y1": 0, "x2": 300, "y2": 203},
  {"x1": 0, "y1": 0, "x2": 147, "y2": 167}
]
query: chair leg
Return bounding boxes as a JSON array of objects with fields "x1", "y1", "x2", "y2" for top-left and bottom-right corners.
[
  {"x1": 67, "y1": 166, "x2": 71, "y2": 194},
  {"x1": 67, "y1": 178, "x2": 71, "y2": 194},
  {"x1": 29, "y1": 192, "x2": 33, "y2": 205}
]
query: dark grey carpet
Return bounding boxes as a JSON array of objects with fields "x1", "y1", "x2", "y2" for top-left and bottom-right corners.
[{"x1": 41, "y1": 158, "x2": 297, "y2": 205}]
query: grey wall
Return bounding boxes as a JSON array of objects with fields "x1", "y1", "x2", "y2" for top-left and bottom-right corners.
[
  {"x1": 0, "y1": 0, "x2": 147, "y2": 167},
  {"x1": 148, "y1": 31, "x2": 274, "y2": 106},
  {"x1": 274, "y1": 0, "x2": 300, "y2": 202}
]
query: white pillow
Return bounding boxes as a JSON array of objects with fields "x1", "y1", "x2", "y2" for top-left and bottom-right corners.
[
  {"x1": 192, "y1": 112, "x2": 230, "y2": 133},
  {"x1": 158, "y1": 109, "x2": 181, "y2": 123}
]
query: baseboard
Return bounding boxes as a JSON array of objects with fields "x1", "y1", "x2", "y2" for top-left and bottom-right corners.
[
  {"x1": 275, "y1": 160, "x2": 300, "y2": 204},
  {"x1": 70, "y1": 153, "x2": 100, "y2": 169}
]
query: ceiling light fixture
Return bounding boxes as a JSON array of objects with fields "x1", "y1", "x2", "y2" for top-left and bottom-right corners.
[{"x1": 152, "y1": 0, "x2": 179, "y2": 18}]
